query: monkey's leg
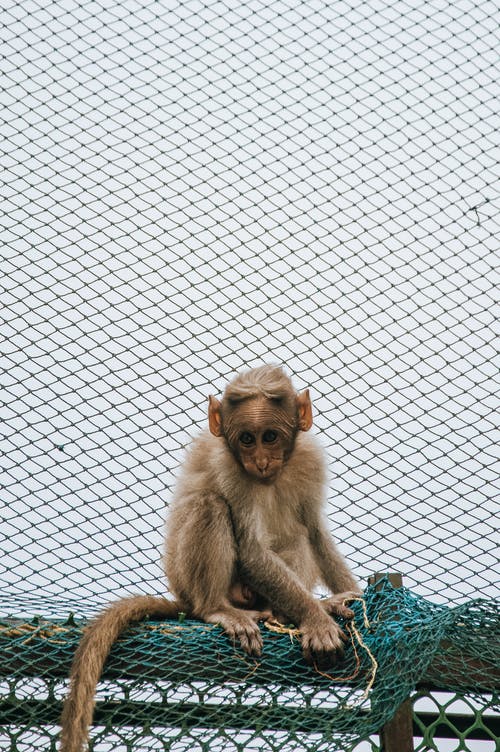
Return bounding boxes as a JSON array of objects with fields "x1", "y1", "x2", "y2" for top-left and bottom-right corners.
[
  {"x1": 203, "y1": 603, "x2": 268, "y2": 656},
  {"x1": 320, "y1": 591, "x2": 360, "y2": 620},
  {"x1": 168, "y1": 493, "x2": 267, "y2": 657},
  {"x1": 194, "y1": 564, "x2": 269, "y2": 655}
]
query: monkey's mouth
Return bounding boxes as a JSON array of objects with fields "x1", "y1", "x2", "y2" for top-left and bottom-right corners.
[
  {"x1": 240, "y1": 457, "x2": 283, "y2": 483},
  {"x1": 247, "y1": 467, "x2": 280, "y2": 483}
]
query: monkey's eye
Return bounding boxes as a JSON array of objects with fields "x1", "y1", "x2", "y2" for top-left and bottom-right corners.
[
  {"x1": 263, "y1": 430, "x2": 278, "y2": 444},
  {"x1": 239, "y1": 432, "x2": 255, "y2": 446}
]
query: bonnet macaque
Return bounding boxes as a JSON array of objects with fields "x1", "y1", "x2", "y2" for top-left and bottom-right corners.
[{"x1": 60, "y1": 365, "x2": 359, "y2": 752}]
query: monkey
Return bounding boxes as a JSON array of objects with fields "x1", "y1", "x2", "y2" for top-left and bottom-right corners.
[{"x1": 60, "y1": 365, "x2": 360, "y2": 752}]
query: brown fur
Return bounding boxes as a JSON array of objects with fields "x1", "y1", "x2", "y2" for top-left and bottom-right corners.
[
  {"x1": 59, "y1": 365, "x2": 359, "y2": 751},
  {"x1": 59, "y1": 596, "x2": 179, "y2": 752}
]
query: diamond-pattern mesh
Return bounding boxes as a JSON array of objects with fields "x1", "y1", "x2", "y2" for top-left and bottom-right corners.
[{"x1": 1, "y1": 0, "x2": 498, "y2": 750}]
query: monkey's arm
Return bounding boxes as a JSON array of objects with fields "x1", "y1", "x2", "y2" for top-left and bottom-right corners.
[
  {"x1": 292, "y1": 434, "x2": 360, "y2": 598},
  {"x1": 304, "y1": 512, "x2": 361, "y2": 619},
  {"x1": 238, "y1": 535, "x2": 347, "y2": 665},
  {"x1": 310, "y1": 522, "x2": 360, "y2": 594}
]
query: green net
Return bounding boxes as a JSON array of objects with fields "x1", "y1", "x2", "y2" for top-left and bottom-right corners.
[
  {"x1": 1, "y1": 0, "x2": 498, "y2": 749},
  {"x1": 0, "y1": 580, "x2": 498, "y2": 751}
]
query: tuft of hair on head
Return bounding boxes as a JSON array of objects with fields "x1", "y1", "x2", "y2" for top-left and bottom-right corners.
[{"x1": 223, "y1": 364, "x2": 294, "y2": 405}]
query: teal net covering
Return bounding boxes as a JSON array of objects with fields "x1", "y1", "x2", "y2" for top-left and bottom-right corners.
[
  {"x1": 0, "y1": 581, "x2": 498, "y2": 750},
  {"x1": 1, "y1": 0, "x2": 498, "y2": 749}
]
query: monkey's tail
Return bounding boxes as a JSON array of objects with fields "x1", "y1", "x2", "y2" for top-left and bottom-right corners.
[{"x1": 59, "y1": 595, "x2": 183, "y2": 752}]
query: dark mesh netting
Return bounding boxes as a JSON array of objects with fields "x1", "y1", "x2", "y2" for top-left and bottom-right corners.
[{"x1": 1, "y1": 0, "x2": 498, "y2": 750}]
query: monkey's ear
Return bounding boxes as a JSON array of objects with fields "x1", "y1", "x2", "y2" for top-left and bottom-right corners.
[
  {"x1": 296, "y1": 389, "x2": 313, "y2": 432},
  {"x1": 208, "y1": 395, "x2": 224, "y2": 437}
]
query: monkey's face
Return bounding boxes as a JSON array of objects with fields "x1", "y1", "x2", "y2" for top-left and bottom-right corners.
[
  {"x1": 225, "y1": 398, "x2": 296, "y2": 484},
  {"x1": 236, "y1": 427, "x2": 290, "y2": 483}
]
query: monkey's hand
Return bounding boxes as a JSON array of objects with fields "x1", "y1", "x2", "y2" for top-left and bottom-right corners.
[
  {"x1": 204, "y1": 607, "x2": 265, "y2": 657},
  {"x1": 299, "y1": 610, "x2": 347, "y2": 668},
  {"x1": 320, "y1": 591, "x2": 360, "y2": 621}
]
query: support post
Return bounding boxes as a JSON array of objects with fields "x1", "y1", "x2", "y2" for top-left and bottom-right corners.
[{"x1": 370, "y1": 572, "x2": 414, "y2": 752}]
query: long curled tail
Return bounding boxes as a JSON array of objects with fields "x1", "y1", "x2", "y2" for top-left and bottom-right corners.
[{"x1": 59, "y1": 595, "x2": 182, "y2": 752}]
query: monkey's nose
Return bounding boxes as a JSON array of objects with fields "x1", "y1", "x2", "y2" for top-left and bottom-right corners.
[{"x1": 256, "y1": 458, "x2": 269, "y2": 473}]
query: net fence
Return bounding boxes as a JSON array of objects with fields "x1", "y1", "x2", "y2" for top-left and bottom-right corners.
[{"x1": 1, "y1": 0, "x2": 498, "y2": 750}]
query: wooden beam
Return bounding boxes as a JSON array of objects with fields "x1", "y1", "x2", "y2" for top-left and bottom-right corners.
[{"x1": 369, "y1": 573, "x2": 414, "y2": 752}]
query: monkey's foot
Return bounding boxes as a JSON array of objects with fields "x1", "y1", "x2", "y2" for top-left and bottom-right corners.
[
  {"x1": 320, "y1": 591, "x2": 361, "y2": 620},
  {"x1": 204, "y1": 607, "x2": 264, "y2": 657},
  {"x1": 299, "y1": 612, "x2": 347, "y2": 668}
]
